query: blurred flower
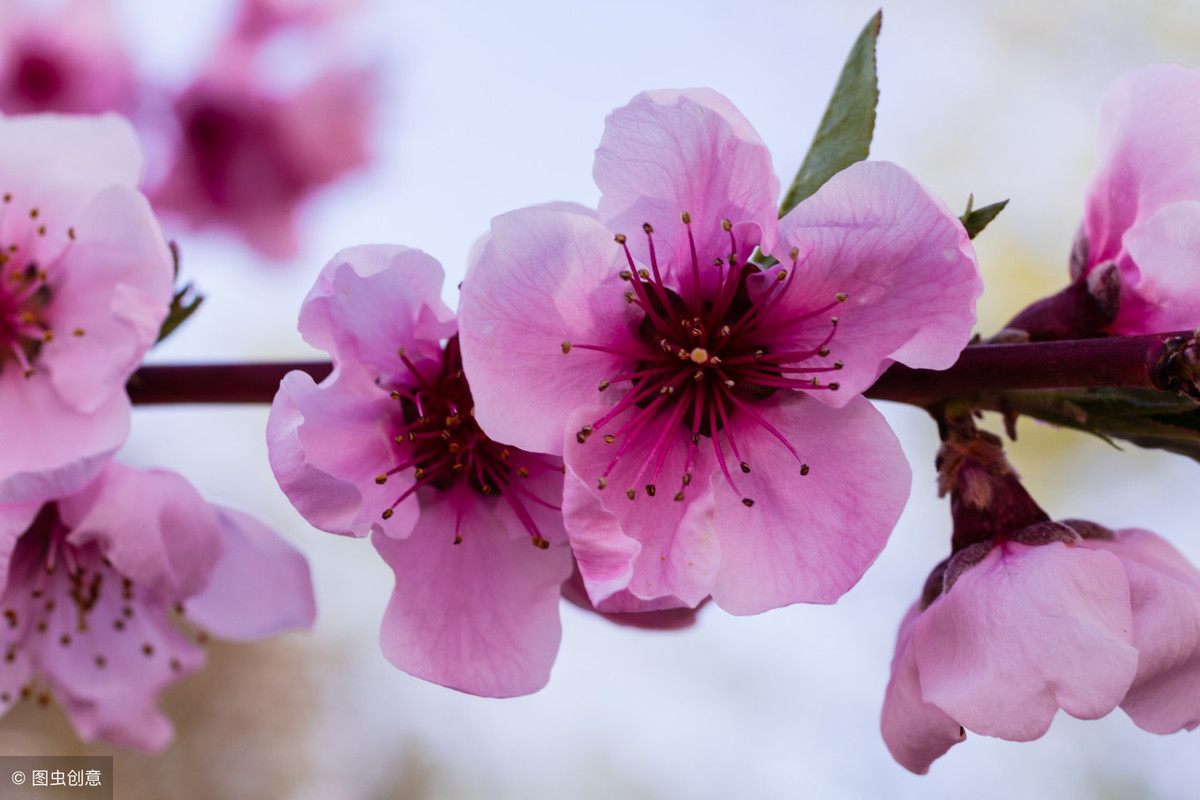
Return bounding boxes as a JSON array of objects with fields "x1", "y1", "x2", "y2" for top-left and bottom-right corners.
[
  {"x1": 0, "y1": 113, "x2": 173, "y2": 503},
  {"x1": 882, "y1": 522, "x2": 1200, "y2": 774},
  {"x1": 457, "y1": 88, "x2": 982, "y2": 616},
  {"x1": 0, "y1": 0, "x2": 136, "y2": 116},
  {"x1": 267, "y1": 246, "x2": 576, "y2": 697},
  {"x1": 1004, "y1": 65, "x2": 1200, "y2": 339},
  {"x1": 151, "y1": 44, "x2": 372, "y2": 260},
  {"x1": 0, "y1": 462, "x2": 315, "y2": 752}
]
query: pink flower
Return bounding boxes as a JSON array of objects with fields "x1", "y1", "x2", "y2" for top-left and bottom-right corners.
[
  {"x1": 267, "y1": 245, "x2": 577, "y2": 697},
  {"x1": 0, "y1": 113, "x2": 173, "y2": 503},
  {"x1": 0, "y1": 461, "x2": 315, "y2": 752},
  {"x1": 0, "y1": 0, "x2": 137, "y2": 116},
  {"x1": 1082, "y1": 65, "x2": 1200, "y2": 334},
  {"x1": 151, "y1": 47, "x2": 372, "y2": 260},
  {"x1": 457, "y1": 89, "x2": 982, "y2": 616},
  {"x1": 882, "y1": 522, "x2": 1200, "y2": 774},
  {"x1": 1008, "y1": 65, "x2": 1200, "y2": 339}
]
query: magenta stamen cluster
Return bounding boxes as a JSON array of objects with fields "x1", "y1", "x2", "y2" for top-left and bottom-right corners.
[
  {"x1": 565, "y1": 215, "x2": 846, "y2": 506},
  {"x1": 375, "y1": 334, "x2": 559, "y2": 548}
]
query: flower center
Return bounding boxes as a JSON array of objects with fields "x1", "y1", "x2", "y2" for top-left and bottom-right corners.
[
  {"x1": 563, "y1": 214, "x2": 847, "y2": 505},
  {"x1": 0, "y1": 505, "x2": 198, "y2": 709},
  {"x1": 372, "y1": 334, "x2": 559, "y2": 548},
  {"x1": 0, "y1": 193, "x2": 81, "y2": 378}
]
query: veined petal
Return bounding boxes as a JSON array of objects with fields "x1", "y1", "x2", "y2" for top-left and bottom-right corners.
[
  {"x1": 183, "y1": 506, "x2": 317, "y2": 641},
  {"x1": 561, "y1": 404, "x2": 719, "y2": 611},
  {"x1": 772, "y1": 161, "x2": 980, "y2": 405},
  {"x1": 709, "y1": 394, "x2": 910, "y2": 614},
  {"x1": 298, "y1": 245, "x2": 455, "y2": 371},
  {"x1": 373, "y1": 486, "x2": 573, "y2": 697},
  {"x1": 595, "y1": 88, "x2": 778, "y2": 277},
  {"x1": 913, "y1": 541, "x2": 1137, "y2": 741},
  {"x1": 1085, "y1": 65, "x2": 1200, "y2": 267},
  {"x1": 459, "y1": 204, "x2": 635, "y2": 456},
  {"x1": 267, "y1": 366, "x2": 420, "y2": 540}
]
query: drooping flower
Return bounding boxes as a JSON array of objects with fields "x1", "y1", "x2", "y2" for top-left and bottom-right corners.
[
  {"x1": 151, "y1": 42, "x2": 372, "y2": 260},
  {"x1": 882, "y1": 522, "x2": 1200, "y2": 773},
  {"x1": 1004, "y1": 65, "x2": 1200, "y2": 339},
  {"x1": 267, "y1": 245, "x2": 579, "y2": 697},
  {"x1": 881, "y1": 428, "x2": 1200, "y2": 773},
  {"x1": 0, "y1": 461, "x2": 316, "y2": 752},
  {"x1": 0, "y1": 112, "x2": 173, "y2": 503},
  {"x1": 0, "y1": 0, "x2": 137, "y2": 116},
  {"x1": 457, "y1": 89, "x2": 982, "y2": 616}
]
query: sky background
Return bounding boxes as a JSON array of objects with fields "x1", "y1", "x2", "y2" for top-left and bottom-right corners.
[{"x1": 5, "y1": 0, "x2": 1200, "y2": 798}]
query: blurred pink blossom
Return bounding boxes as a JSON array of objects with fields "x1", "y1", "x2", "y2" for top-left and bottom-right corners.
[
  {"x1": 267, "y1": 245, "x2": 576, "y2": 697},
  {"x1": 0, "y1": 113, "x2": 173, "y2": 503},
  {"x1": 0, "y1": 462, "x2": 315, "y2": 751},
  {"x1": 882, "y1": 522, "x2": 1200, "y2": 774},
  {"x1": 457, "y1": 89, "x2": 982, "y2": 617},
  {"x1": 0, "y1": 0, "x2": 136, "y2": 116},
  {"x1": 152, "y1": 46, "x2": 372, "y2": 260}
]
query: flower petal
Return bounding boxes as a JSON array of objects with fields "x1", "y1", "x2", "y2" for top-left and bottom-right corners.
[
  {"x1": 298, "y1": 245, "x2": 455, "y2": 371},
  {"x1": 913, "y1": 541, "x2": 1137, "y2": 741},
  {"x1": 880, "y1": 603, "x2": 967, "y2": 775},
  {"x1": 1092, "y1": 529, "x2": 1200, "y2": 733},
  {"x1": 595, "y1": 88, "x2": 779, "y2": 275},
  {"x1": 1085, "y1": 65, "x2": 1200, "y2": 268},
  {"x1": 372, "y1": 486, "x2": 573, "y2": 697},
  {"x1": 459, "y1": 204, "x2": 634, "y2": 456},
  {"x1": 183, "y1": 506, "x2": 317, "y2": 641},
  {"x1": 1114, "y1": 201, "x2": 1200, "y2": 333},
  {"x1": 560, "y1": 404, "x2": 720, "y2": 611},
  {"x1": 57, "y1": 463, "x2": 223, "y2": 598},
  {"x1": 267, "y1": 367, "x2": 420, "y2": 540},
  {"x1": 771, "y1": 161, "x2": 981, "y2": 404},
  {"x1": 709, "y1": 394, "x2": 910, "y2": 614}
]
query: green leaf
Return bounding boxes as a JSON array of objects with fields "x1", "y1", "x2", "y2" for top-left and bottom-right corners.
[
  {"x1": 959, "y1": 194, "x2": 1009, "y2": 239},
  {"x1": 778, "y1": 10, "x2": 881, "y2": 218},
  {"x1": 156, "y1": 241, "x2": 205, "y2": 344}
]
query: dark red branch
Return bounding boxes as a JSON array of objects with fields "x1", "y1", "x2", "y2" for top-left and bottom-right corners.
[{"x1": 126, "y1": 332, "x2": 1198, "y2": 407}]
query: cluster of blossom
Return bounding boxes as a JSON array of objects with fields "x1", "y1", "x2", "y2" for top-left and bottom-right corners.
[
  {"x1": 0, "y1": 0, "x2": 373, "y2": 259},
  {"x1": 0, "y1": 113, "x2": 314, "y2": 750},
  {"x1": 3, "y1": 10, "x2": 1200, "y2": 772}
]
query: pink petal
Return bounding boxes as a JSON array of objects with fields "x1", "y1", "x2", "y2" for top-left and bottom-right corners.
[
  {"x1": 1085, "y1": 65, "x2": 1200, "y2": 268},
  {"x1": 559, "y1": 563, "x2": 702, "y2": 630},
  {"x1": 771, "y1": 161, "x2": 981, "y2": 405},
  {"x1": 372, "y1": 486, "x2": 573, "y2": 697},
  {"x1": 458, "y1": 204, "x2": 633, "y2": 456},
  {"x1": 0, "y1": 501, "x2": 41, "y2": 594},
  {"x1": 267, "y1": 367, "x2": 420, "y2": 539},
  {"x1": 913, "y1": 541, "x2": 1137, "y2": 741},
  {"x1": 709, "y1": 394, "x2": 910, "y2": 614},
  {"x1": 0, "y1": 377, "x2": 127, "y2": 504},
  {"x1": 1092, "y1": 529, "x2": 1200, "y2": 733},
  {"x1": 183, "y1": 506, "x2": 317, "y2": 641},
  {"x1": 1113, "y1": 201, "x2": 1200, "y2": 333},
  {"x1": 560, "y1": 403, "x2": 720, "y2": 612},
  {"x1": 44, "y1": 185, "x2": 173, "y2": 413},
  {"x1": 0, "y1": 114, "x2": 143, "y2": 227},
  {"x1": 57, "y1": 463, "x2": 224, "y2": 598},
  {"x1": 595, "y1": 89, "x2": 778, "y2": 277},
  {"x1": 298, "y1": 245, "x2": 455, "y2": 370},
  {"x1": 880, "y1": 604, "x2": 967, "y2": 774}
]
